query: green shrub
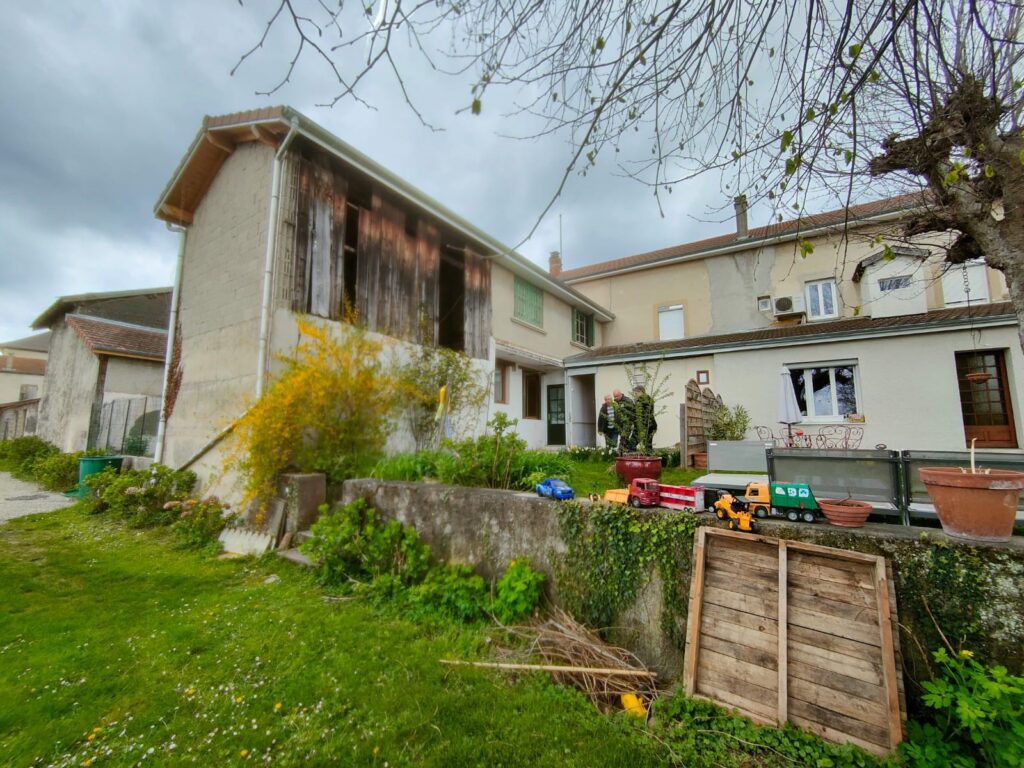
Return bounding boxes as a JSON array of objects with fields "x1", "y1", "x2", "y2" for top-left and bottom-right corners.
[
  {"x1": 707, "y1": 404, "x2": 751, "y2": 441},
  {"x1": 901, "y1": 647, "x2": 1024, "y2": 767},
  {"x1": 83, "y1": 464, "x2": 196, "y2": 527},
  {"x1": 301, "y1": 499, "x2": 431, "y2": 587},
  {"x1": 492, "y1": 559, "x2": 545, "y2": 624},
  {"x1": 0, "y1": 436, "x2": 57, "y2": 476},
  {"x1": 406, "y1": 564, "x2": 489, "y2": 623},
  {"x1": 514, "y1": 451, "x2": 573, "y2": 489},
  {"x1": 370, "y1": 451, "x2": 445, "y2": 482},
  {"x1": 171, "y1": 497, "x2": 236, "y2": 549},
  {"x1": 30, "y1": 450, "x2": 104, "y2": 492}
]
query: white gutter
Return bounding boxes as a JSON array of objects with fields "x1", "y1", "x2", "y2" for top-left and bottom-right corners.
[
  {"x1": 563, "y1": 314, "x2": 1017, "y2": 368},
  {"x1": 255, "y1": 118, "x2": 300, "y2": 397},
  {"x1": 563, "y1": 209, "x2": 917, "y2": 284},
  {"x1": 155, "y1": 223, "x2": 187, "y2": 464}
]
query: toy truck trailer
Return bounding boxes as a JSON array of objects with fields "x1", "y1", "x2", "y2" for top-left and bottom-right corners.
[
  {"x1": 602, "y1": 478, "x2": 704, "y2": 512},
  {"x1": 739, "y1": 481, "x2": 820, "y2": 523}
]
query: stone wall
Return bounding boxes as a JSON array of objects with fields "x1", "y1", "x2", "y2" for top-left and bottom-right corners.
[{"x1": 340, "y1": 479, "x2": 1024, "y2": 708}]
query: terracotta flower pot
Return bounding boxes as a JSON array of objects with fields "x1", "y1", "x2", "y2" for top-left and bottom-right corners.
[
  {"x1": 615, "y1": 455, "x2": 663, "y2": 485},
  {"x1": 818, "y1": 498, "x2": 873, "y2": 528},
  {"x1": 919, "y1": 466, "x2": 1024, "y2": 542},
  {"x1": 691, "y1": 452, "x2": 708, "y2": 469}
]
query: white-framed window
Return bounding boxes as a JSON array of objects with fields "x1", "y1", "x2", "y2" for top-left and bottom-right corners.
[
  {"x1": 942, "y1": 260, "x2": 990, "y2": 306},
  {"x1": 805, "y1": 279, "x2": 838, "y2": 320},
  {"x1": 878, "y1": 275, "x2": 912, "y2": 292},
  {"x1": 572, "y1": 308, "x2": 594, "y2": 346},
  {"x1": 658, "y1": 304, "x2": 684, "y2": 340},
  {"x1": 788, "y1": 363, "x2": 859, "y2": 420}
]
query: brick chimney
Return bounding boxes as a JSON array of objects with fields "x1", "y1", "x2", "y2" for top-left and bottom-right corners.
[
  {"x1": 549, "y1": 250, "x2": 562, "y2": 276},
  {"x1": 734, "y1": 195, "x2": 749, "y2": 239}
]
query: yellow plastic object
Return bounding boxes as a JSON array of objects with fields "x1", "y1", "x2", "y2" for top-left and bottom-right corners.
[
  {"x1": 603, "y1": 488, "x2": 630, "y2": 504},
  {"x1": 620, "y1": 693, "x2": 647, "y2": 717}
]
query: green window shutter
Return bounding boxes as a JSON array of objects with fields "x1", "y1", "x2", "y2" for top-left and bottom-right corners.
[
  {"x1": 514, "y1": 277, "x2": 544, "y2": 327},
  {"x1": 587, "y1": 314, "x2": 595, "y2": 346}
]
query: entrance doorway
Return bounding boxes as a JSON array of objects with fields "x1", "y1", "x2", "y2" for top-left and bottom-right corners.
[
  {"x1": 956, "y1": 350, "x2": 1017, "y2": 448},
  {"x1": 546, "y1": 384, "x2": 566, "y2": 446}
]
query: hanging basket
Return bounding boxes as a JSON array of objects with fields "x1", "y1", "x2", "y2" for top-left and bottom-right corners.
[{"x1": 965, "y1": 372, "x2": 993, "y2": 383}]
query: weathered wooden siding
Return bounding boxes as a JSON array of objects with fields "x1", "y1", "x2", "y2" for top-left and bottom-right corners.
[{"x1": 288, "y1": 145, "x2": 490, "y2": 358}]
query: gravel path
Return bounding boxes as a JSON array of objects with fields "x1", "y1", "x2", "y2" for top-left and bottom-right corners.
[{"x1": 0, "y1": 472, "x2": 75, "y2": 523}]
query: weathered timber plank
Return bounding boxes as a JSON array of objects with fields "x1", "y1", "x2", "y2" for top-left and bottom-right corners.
[
  {"x1": 789, "y1": 676, "x2": 890, "y2": 730},
  {"x1": 703, "y1": 601, "x2": 778, "y2": 636},
  {"x1": 700, "y1": 647, "x2": 777, "y2": 691},
  {"x1": 704, "y1": 581, "x2": 774, "y2": 622},
  {"x1": 778, "y1": 539, "x2": 788, "y2": 723},
  {"x1": 875, "y1": 556, "x2": 902, "y2": 749},
  {"x1": 788, "y1": 587, "x2": 879, "y2": 626},
  {"x1": 786, "y1": 538, "x2": 883, "y2": 564},
  {"x1": 788, "y1": 639, "x2": 884, "y2": 686},
  {"x1": 789, "y1": 552, "x2": 875, "y2": 589},
  {"x1": 789, "y1": 603, "x2": 881, "y2": 647},
  {"x1": 700, "y1": 633, "x2": 778, "y2": 671},
  {"x1": 683, "y1": 527, "x2": 707, "y2": 697},
  {"x1": 788, "y1": 712, "x2": 890, "y2": 756},
  {"x1": 887, "y1": 562, "x2": 908, "y2": 725},
  {"x1": 788, "y1": 658, "x2": 884, "y2": 701},
  {"x1": 788, "y1": 575, "x2": 876, "y2": 609},
  {"x1": 697, "y1": 667, "x2": 779, "y2": 719},
  {"x1": 789, "y1": 698, "x2": 890, "y2": 752},
  {"x1": 706, "y1": 556, "x2": 778, "y2": 587},
  {"x1": 701, "y1": 613, "x2": 777, "y2": 655},
  {"x1": 292, "y1": 160, "x2": 313, "y2": 312},
  {"x1": 710, "y1": 534, "x2": 779, "y2": 567}
]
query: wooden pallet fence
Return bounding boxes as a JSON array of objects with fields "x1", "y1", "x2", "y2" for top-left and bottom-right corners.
[{"x1": 683, "y1": 528, "x2": 905, "y2": 756}]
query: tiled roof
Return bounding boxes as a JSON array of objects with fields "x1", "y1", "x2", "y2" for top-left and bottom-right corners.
[
  {"x1": 567, "y1": 301, "x2": 1015, "y2": 364},
  {"x1": 32, "y1": 287, "x2": 172, "y2": 330},
  {"x1": 560, "y1": 193, "x2": 926, "y2": 282},
  {"x1": 0, "y1": 331, "x2": 50, "y2": 352},
  {"x1": 66, "y1": 315, "x2": 167, "y2": 360},
  {"x1": 0, "y1": 355, "x2": 46, "y2": 375}
]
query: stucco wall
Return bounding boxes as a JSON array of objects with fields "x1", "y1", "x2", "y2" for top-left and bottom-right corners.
[
  {"x1": 103, "y1": 357, "x2": 164, "y2": 400},
  {"x1": 0, "y1": 371, "x2": 44, "y2": 405},
  {"x1": 35, "y1": 320, "x2": 99, "y2": 452},
  {"x1": 163, "y1": 142, "x2": 274, "y2": 475}
]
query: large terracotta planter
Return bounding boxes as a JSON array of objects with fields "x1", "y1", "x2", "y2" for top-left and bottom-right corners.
[
  {"x1": 919, "y1": 467, "x2": 1024, "y2": 542},
  {"x1": 615, "y1": 455, "x2": 663, "y2": 485},
  {"x1": 818, "y1": 498, "x2": 872, "y2": 528}
]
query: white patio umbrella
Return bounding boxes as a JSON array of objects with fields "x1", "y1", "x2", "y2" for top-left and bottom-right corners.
[{"x1": 777, "y1": 369, "x2": 803, "y2": 443}]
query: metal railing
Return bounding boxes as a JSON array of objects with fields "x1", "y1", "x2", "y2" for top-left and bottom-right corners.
[{"x1": 766, "y1": 447, "x2": 1024, "y2": 525}]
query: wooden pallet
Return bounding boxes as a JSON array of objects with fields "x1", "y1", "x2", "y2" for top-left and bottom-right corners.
[{"x1": 683, "y1": 527, "x2": 905, "y2": 755}]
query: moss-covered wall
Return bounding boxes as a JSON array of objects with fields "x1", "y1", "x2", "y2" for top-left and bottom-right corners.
[{"x1": 340, "y1": 480, "x2": 1024, "y2": 714}]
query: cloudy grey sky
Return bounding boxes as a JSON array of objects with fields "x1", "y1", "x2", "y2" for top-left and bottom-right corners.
[{"x1": 0, "y1": 1, "x2": 763, "y2": 342}]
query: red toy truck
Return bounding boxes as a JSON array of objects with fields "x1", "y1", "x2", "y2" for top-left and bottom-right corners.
[{"x1": 603, "y1": 478, "x2": 705, "y2": 512}]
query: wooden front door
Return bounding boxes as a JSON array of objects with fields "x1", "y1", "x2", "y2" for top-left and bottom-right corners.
[
  {"x1": 956, "y1": 350, "x2": 1017, "y2": 448},
  {"x1": 546, "y1": 384, "x2": 566, "y2": 446}
]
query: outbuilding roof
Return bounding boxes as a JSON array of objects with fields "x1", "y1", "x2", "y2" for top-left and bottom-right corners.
[
  {"x1": 565, "y1": 301, "x2": 1016, "y2": 366},
  {"x1": 0, "y1": 356, "x2": 46, "y2": 375},
  {"x1": 32, "y1": 287, "x2": 172, "y2": 331},
  {"x1": 65, "y1": 315, "x2": 167, "y2": 361},
  {"x1": 0, "y1": 331, "x2": 50, "y2": 353},
  {"x1": 155, "y1": 107, "x2": 614, "y2": 322}
]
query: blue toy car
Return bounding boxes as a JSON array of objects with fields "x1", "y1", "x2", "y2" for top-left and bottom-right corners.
[{"x1": 535, "y1": 478, "x2": 575, "y2": 500}]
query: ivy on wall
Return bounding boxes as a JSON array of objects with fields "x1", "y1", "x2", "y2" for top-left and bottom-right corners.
[{"x1": 555, "y1": 501, "x2": 697, "y2": 648}]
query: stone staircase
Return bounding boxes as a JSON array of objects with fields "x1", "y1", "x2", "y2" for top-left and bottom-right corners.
[{"x1": 218, "y1": 473, "x2": 326, "y2": 562}]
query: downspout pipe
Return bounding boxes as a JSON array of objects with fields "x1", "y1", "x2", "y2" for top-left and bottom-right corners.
[
  {"x1": 256, "y1": 118, "x2": 300, "y2": 397},
  {"x1": 154, "y1": 222, "x2": 187, "y2": 464}
]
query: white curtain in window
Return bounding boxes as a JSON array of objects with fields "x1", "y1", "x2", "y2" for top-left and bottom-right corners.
[{"x1": 658, "y1": 305, "x2": 684, "y2": 340}]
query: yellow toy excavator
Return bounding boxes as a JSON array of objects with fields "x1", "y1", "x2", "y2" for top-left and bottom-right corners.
[{"x1": 711, "y1": 490, "x2": 758, "y2": 533}]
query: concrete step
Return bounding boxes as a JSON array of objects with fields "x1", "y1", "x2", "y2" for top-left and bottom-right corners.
[
  {"x1": 295, "y1": 530, "x2": 314, "y2": 546},
  {"x1": 277, "y1": 548, "x2": 314, "y2": 568}
]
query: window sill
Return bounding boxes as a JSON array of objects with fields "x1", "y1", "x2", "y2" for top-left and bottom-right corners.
[
  {"x1": 521, "y1": 416, "x2": 542, "y2": 421},
  {"x1": 570, "y1": 340, "x2": 594, "y2": 351},
  {"x1": 511, "y1": 317, "x2": 546, "y2": 335}
]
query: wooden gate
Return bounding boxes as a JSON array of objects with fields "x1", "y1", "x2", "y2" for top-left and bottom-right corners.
[
  {"x1": 682, "y1": 380, "x2": 723, "y2": 464},
  {"x1": 683, "y1": 528, "x2": 904, "y2": 755}
]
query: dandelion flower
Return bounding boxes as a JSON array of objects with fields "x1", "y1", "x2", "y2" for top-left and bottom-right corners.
[
  {"x1": 234, "y1": 696, "x2": 243, "y2": 704},
  {"x1": 185, "y1": 688, "x2": 196, "y2": 697},
  {"x1": 240, "y1": 749, "x2": 249, "y2": 758},
  {"x1": 274, "y1": 702, "x2": 282, "y2": 711},
  {"x1": 959, "y1": 649, "x2": 974, "y2": 658}
]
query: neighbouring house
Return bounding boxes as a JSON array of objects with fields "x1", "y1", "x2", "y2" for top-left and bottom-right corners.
[
  {"x1": 560, "y1": 195, "x2": 1022, "y2": 457},
  {"x1": 0, "y1": 331, "x2": 50, "y2": 439},
  {"x1": 152, "y1": 107, "x2": 612, "y2": 490},
  {"x1": 32, "y1": 288, "x2": 171, "y2": 455}
]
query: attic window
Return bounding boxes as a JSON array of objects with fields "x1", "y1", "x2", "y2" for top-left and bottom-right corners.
[{"x1": 878, "y1": 275, "x2": 912, "y2": 292}]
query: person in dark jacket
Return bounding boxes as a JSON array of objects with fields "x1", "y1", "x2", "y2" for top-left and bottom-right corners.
[
  {"x1": 632, "y1": 385, "x2": 657, "y2": 454},
  {"x1": 612, "y1": 388, "x2": 636, "y2": 453},
  {"x1": 597, "y1": 395, "x2": 618, "y2": 448}
]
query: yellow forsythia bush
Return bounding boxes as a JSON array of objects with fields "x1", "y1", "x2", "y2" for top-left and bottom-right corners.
[{"x1": 227, "y1": 318, "x2": 398, "y2": 506}]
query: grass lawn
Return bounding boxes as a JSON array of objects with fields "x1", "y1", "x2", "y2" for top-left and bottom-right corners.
[
  {"x1": 565, "y1": 462, "x2": 705, "y2": 499},
  {"x1": 0, "y1": 507, "x2": 667, "y2": 767}
]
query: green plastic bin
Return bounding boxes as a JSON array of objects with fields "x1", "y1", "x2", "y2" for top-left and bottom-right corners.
[{"x1": 64, "y1": 456, "x2": 124, "y2": 497}]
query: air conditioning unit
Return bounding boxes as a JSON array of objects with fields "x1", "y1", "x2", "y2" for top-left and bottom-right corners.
[{"x1": 773, "y1": 294, "x2": 806, "y2": 317}]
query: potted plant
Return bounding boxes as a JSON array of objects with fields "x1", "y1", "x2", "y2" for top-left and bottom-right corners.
[
  {"x1": 613, "y1": 361, "x2": 671, "y2": 483},
  {"x1": 693, "y1": 404, "x2": 751, "y2": 469},
  {"x1": 919, "y1": 441, "x2": 1024, "y2": 542},
  {"x1": 818, "y1": 498, "x2": 873, "y2": 528}
]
